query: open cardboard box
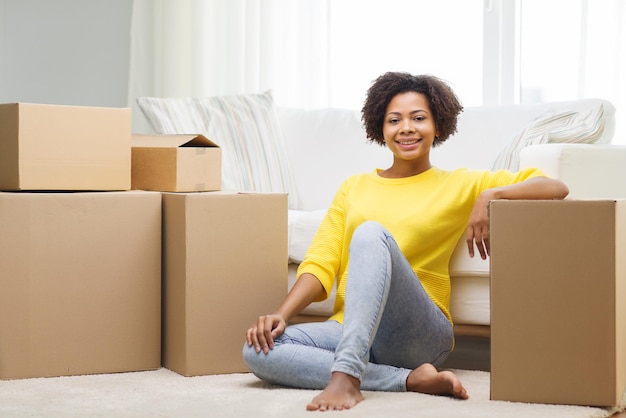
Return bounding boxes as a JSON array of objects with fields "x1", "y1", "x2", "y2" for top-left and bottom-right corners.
[{"x1": 132, "y1": 134, "x2": 221, "y2": 192}]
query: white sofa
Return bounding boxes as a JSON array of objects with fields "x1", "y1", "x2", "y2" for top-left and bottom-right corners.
[{"x1": 279, "y1": 99, "x2": 626, "y2": 328}]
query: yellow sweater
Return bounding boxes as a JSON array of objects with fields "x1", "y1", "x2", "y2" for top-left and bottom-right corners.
[{"x1": 297, "y1": 166, "x2": 544, "y2": 324}]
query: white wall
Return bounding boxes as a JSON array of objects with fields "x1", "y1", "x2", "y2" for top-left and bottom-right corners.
[{"x1": 0, "y1": 0, "x2": 132, "y2": 108}]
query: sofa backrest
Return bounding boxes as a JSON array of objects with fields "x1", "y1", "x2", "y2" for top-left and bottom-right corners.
[
  {"x1": 277, "y1": 107, "x2": 389, "y2": 210},
  {"x1": 431, "y1": 98, "x2": 615, "y2": 171},
  {"x1": 278, "y1": 99, "x2": 615, "y2": 211}
]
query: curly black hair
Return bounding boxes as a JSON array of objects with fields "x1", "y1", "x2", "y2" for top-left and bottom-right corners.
[{"x1": 361, "y1": 72, "x2": 463, "y2": 147}]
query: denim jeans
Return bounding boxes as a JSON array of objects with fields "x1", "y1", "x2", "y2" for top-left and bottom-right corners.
[{"x1": 242, "y1": 221, "x2": 453, "y2": 392}]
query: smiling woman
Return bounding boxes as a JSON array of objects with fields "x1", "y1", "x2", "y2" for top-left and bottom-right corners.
[{"x1": 242, "y1": 71, "x2": 568, "y2": 411}]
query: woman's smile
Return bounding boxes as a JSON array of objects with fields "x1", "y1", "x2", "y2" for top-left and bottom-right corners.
[{"x1": 395, "y1": 137, "x2": 422, "y2": 147}]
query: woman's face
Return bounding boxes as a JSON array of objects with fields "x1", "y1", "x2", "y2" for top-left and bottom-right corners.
[{"x1": 382, "y1": 92, "x2": 438, "y2": 162}]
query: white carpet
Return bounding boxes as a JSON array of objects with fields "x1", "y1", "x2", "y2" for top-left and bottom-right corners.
[{"x1": 0, "y1": 367, "x2": 621, "y2": 418}]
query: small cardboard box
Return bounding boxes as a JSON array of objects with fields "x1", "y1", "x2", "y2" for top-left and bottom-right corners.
[
  {"x1": 0, "y1": 191, "x2": 162, "y2": 379},
  {"x1": 162, "y1": 191, "x2": 287, "y2": 376},
  {"x1": 490, "y1": 200, "x2": 626, "y2": 406},
  {"x1": 131, "y1": 134, "x2": 221, "y2": 192},
  {"x1": 0, "y1": 103, "x2": 131, "y2": 191}
]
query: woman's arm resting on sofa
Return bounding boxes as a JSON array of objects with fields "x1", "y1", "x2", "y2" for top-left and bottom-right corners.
[{"x1": 466, "y1": 177, "x2": 569, "y2": 260}]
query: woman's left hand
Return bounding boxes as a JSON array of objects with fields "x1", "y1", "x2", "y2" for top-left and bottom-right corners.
[
  {"x1": 466, "y1": 191, "x2": 494, "y2": 259},
  {"x1": 466, "y1": 176, "x2": 569, "y2": 259}
]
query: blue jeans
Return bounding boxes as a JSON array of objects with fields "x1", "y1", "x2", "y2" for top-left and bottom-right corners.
[{"x1": 242, "y1": 221, "x2": 453, "y2": 392}]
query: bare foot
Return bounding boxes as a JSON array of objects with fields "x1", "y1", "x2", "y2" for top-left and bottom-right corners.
[
  {"x1": 406, "y1": 363, "x2": 469, "y2": 400},
  {"x1": 306, "y1": 372, "x2": 365, "y2": 411}
]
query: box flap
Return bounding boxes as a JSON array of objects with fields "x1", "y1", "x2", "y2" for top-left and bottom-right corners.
[{"x1": 132, "y1": 134, "x2": 219, "y2": 148}]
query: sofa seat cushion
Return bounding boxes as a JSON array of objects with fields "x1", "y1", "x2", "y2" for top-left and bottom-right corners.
[
  {"x1": 288, "y1": 209, "x2": 326, "y2": 263},
  {"x1": 448, "y1": 237, "x2": 490, "y2": 277},
  {"x1": 449, "y1": 276, "x2": 490, "y2": 326}
]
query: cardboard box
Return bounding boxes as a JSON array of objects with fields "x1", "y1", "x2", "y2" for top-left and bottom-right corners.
[
  {"x1": 162, "y1": 192, "x2": 287, "y2": 376},
  {"x1": 490, "y1": 200, "x2": 626, "y2": 406},
  {"x1": 0, "y1": 191, "x2": 162, "y2": 379},
  {"x1": 0, "y1": 103, "x2": 131, "y2": 191},
  {"x1": 132, "y1": 134, "x2": 221, "y2": 192}
]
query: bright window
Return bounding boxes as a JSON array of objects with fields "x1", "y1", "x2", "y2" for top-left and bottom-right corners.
[
  {"x1": 518, "y1": 0, "x2": 625, "y2": 142},
  {"x1": 519, "y1": 0, "x2": 583, "y2": 102},
  {"x1": 327, "y1": 0, "x2": 484, "y2": 109}
]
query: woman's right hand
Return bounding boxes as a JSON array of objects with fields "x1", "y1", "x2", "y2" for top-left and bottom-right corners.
[
  {"x1": 245, "y1": 272, "x2": 326, "y2": 354},
  {"x1": 246, "y1": 314, "x2": 286, "y2": 354}
]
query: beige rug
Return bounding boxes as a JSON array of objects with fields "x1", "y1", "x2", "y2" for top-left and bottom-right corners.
[{"x1": 0, "y1": 368, "x2": 621, "y2": 418}]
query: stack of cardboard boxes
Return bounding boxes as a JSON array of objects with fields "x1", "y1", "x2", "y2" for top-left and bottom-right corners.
[{"x1": 0, "y1": 103, "x2": 287, "y2": 380}]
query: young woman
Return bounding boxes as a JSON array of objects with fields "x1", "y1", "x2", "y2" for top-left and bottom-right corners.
[{"x1": 243, "y1": 72, "x2": 569, "y2": 411}]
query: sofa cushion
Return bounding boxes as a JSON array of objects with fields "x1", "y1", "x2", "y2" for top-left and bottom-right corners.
[
  {"x1": 137, "y1": 91, "x2": 299, "y2": 208},
  {"x1": 449, "y1": 275, "x2": 491, "y2": 326},
  {"x1": 520, "y1": 143, "x2": 626, "y2": 199},
  {"x1": 277, "y1": 107, "x2": 390, "y2": 211},
  {"x1": 449, "y1": 237, "x2": 490, "y2": 277},
  {"x1": 492, "y1": 101, "x2": 608, "y2": 171},
  {"x1": 429, "y1": 98, "x2": 615, "y2": 173},
  {"x1": 288, "y1": 209, "x2": 326, "y2": 263}
]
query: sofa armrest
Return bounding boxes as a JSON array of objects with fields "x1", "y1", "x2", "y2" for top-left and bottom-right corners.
[{"x1": 519, "y1": 143, "x2": 626, "y2": 199}]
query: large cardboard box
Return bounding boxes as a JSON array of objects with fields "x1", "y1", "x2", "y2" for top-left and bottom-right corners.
[
  {"x1": 490, "y1": 200, "x2": 626, "y2": 406},
  {"x1": 0, "y1": 191, "x2": 162, "y2": 379},
  {"x1": 0, "y1": 103, "x2": 131, "y2": 191},
  {"x1": 131, "y1": 134, "x2": 221, "y2": 192},
  {"x1": 162, "y1": 192, "x2": 287, "y2": 376}
]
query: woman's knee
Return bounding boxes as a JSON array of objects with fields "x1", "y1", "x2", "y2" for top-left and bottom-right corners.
[
  {"x1": 242, "y1": 341, "x2": 256, "y2": 368},
  {"x1": 351, "y1": 221, "x2": 388, "y2": 247},
  {"x1": 242, "y1": 341, "x2": 271, "y2": 379}
]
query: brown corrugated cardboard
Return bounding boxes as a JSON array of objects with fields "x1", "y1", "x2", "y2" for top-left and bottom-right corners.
[
  {"x1": 490, "y1": 199, "x2": 626, "y2": 406},
  {"x1": 0, "y1": 191, "x2": 162, "y2": 379},
  {"x1": 162, "y1": 191, "x2": 287, "y2": 376},
  {"x1": 131, "y1": 134, "x2": 221, "y2": 192},
  {"x1": 0, "y1": 103, "x2": 131, "y2": 191}
]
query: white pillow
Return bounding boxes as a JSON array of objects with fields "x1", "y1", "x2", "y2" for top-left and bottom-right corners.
[
  {"x1": 137, "y1": 91, "x2": 299, "y2": 209},
  {"x1": 492, "y1": 103, "x2": 606, "y2": 171}
]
